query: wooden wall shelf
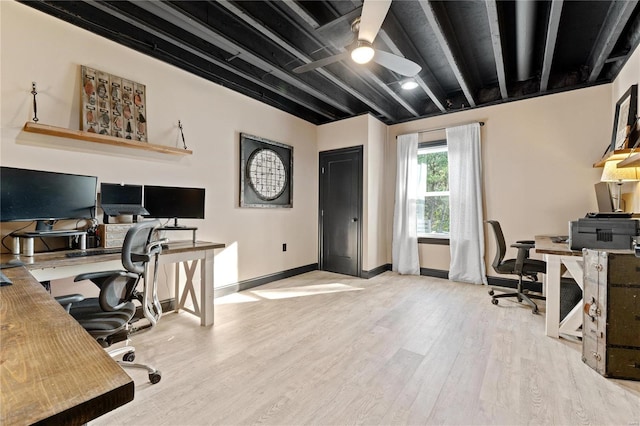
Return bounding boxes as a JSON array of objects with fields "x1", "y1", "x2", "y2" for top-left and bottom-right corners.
[
  {"x1": 23, "y1": 122, "x2": 192, "y2": 156},
  {"x1": 593, "y1": 149, "x2": 634, "y2": 167}
]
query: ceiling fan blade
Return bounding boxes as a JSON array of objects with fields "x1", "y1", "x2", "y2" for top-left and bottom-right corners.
[
  {"x1": 292, "y1": 52, "x2": 350, "y2": 73},
  {"x1": 358, "y1": 0, "x2": 392, "y2": 43},
  {"x1": 373, "y1": 50, "x2": 422, "y2": 76}
]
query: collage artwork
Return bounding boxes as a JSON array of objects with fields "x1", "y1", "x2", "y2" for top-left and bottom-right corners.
[{"x1": 81, "y1": 65, "x2": 147, "y2": 142}]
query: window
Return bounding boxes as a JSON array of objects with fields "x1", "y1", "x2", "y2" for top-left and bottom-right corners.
[{"x1": 417, "y1": 141, "x2": 449, "y2": 238}]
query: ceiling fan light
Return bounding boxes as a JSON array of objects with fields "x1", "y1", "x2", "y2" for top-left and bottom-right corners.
[
  {"x1": 401, "y1": 80, "x2": 419, "y2": 90},
  {"x1": 351, "y1": 41, "x2": 375, "y2": 64}
]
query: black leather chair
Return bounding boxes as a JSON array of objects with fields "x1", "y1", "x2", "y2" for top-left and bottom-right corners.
[
  {"x1": 59, "y1": 220, "x2": 166, "y2": 384},
  {"x1": 486, "y1": 220, "x2": 546, "y2": 314}
]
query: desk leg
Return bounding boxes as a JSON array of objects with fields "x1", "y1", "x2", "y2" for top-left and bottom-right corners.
[
  {"x1": 545, "y1": 254, "x2": 561, "y2": 338},
  {"x1": 558, "y1": 257, "x2": 584, "y2": 338},
  {"x1": 175, "y1": 260, "x2": 201, "y2": 317},
  {"x1": 200, "y1": 249, "x2": 214, "y2": 326}
]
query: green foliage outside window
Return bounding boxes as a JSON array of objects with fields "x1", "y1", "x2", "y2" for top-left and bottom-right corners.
[{"x1": 417, "y1": 148, "x2": 450, "y2": 235}]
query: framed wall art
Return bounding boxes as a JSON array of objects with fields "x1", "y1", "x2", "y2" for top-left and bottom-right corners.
[
  {"x1": 81, "y1": 65, "x2": 147, "y2": 142},
  {"x1": 240, "y1": 133, "x2": 292, "y2": 208},
  {"x1": 611, "y1": 84, "x2": 637, "y2": 151}
]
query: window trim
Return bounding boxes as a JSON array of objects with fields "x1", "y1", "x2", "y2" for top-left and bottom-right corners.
[{"x1": 418, "y1": 236, "x2": 450, "y2": 245}]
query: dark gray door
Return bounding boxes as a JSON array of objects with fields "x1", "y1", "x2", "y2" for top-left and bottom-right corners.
[{"x1": 319, "y1": 146, "x2": 362, "y2": 277}]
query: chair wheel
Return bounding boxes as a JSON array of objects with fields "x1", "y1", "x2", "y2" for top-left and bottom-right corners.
[
  {"x1": 149, "y1": 372, "x2": 162, "y2": 384},
  {"x1": 488, "y1": 290, "x2": 495, "y2": 296},
  {"x1": 491, "y1": 299, "x2": 498, "y2": 305},
  {"x1": 122, "y1": 351, "x2": 135, "y2": 362},
  {"x1": 532, "y1": 307, "x2": 539, "y2": 315}
]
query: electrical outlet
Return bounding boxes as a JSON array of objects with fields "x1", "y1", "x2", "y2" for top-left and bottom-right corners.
[{"x1": 282, "y1": 243, "x2": 287, "y2": 252}]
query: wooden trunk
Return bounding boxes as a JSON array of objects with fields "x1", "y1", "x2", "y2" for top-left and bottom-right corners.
[{"x1": 582, "y1": 249, "x2": 640, "y2": 381}]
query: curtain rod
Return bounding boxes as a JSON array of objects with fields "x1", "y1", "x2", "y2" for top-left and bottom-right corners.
[{"x1": 396, "y1": 121, "x2": 485, "y2": 139}]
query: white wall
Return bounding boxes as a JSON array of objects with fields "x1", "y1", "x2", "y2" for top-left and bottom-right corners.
[
  {"x1": 366, "y1": 115, "x2": 388, "y2": 271},
  {"x1": 0, "y1": 2, "x2": 318, "y2": 295},
  {"x1": 389, "y1": 84, "x2": 612, "y2": 274},
  {"x1": 611, "y1": 44, "x2": 640, "y2": 213}
]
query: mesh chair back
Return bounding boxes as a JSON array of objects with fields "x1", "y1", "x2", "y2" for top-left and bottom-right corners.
[
  {"x1": 486, "y1": 220, "x2": 507, "y2": 270},
  {"x1": 121, "y1": 220, "x2": 161, "y2": 274}
]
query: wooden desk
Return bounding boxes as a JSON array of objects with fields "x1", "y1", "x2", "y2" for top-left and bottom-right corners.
[
  {"x1": 0, "y1": 266, "x2": 134, "y2": 425},
  {"x1": 535, "y1": 236, "x2": 584, "y2": 339},
  {"x1": 535, "y1": 236, "x2": 634, "y2": 339},
  {"x1": 1, "y1": 240, "x2": 225, "y2": 326}
]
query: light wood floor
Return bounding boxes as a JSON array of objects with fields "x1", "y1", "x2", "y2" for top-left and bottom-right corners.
[{"x1": 93, "y1": 271, "x2": 640, "y2": 425}]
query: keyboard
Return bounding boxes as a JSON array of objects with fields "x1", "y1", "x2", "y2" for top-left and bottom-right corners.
[{"x1": 65, "y1": 248, "x2": 121, "y2": 258}]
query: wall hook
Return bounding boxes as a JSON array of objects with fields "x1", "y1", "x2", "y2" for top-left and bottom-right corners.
[
  {"x1": 178, "y1": 120, "x2": 187, "y2": 150},
  {"x1": 31, "y1": 82, "x2": 39, "y2": 122}
]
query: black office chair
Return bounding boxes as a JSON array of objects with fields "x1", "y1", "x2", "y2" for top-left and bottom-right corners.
[
  {"x1": 486, "y1": 220, "x2": 546, "y2": 314},
  {"x1": 58, "y1": 220, "x2": 166, "y2": 384}
]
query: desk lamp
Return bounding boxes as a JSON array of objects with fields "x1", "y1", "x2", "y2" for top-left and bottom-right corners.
[{"x1": 600, "y1": 159, "x2": 640, "y2": 211}]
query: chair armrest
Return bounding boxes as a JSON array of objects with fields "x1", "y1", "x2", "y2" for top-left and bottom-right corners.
[
  {"x1": 55, "y1": 293, "x2": 84, "y2": 312},
  {"x1": 511, "y1": 242, "x2": 534, "y2": 250},
  {"x1": 515, "y1": 240, "x2": 535, "y2": 245},
  {"x1": 512, "y1": 244, "x2": 533, "y2": 273},
  {"x1": 74, "y1": 270, "x2": 136, "y2": 282},
  {"x1": 147, "y1": 238, "x2": 169, "y2": 253}
]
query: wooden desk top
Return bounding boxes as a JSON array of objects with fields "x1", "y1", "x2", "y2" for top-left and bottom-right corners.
[
  {"x1": 535, "y1": 235, "x2": 635, "y2": 257},
  {"x1": 0, "y1": 266, "x2": 134, "y2": 425},
  {"x1": 534, "y1": 235, "x2": 582, "y2": 256},
  {"x1": 0, "y1": 240, "x2": 225, "y2": 270}
]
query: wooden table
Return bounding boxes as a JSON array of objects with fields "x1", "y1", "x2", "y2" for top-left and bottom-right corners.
[
  {"x1": 2, "y1": 240, "x2": 226, "y2": 326},
  {"x1": 0, "y1": 266, "x2": 134, "y2": 425},
  {"x1": 535, "y1": 236, "x2": 634, "y2": 339},
  {"x1": 535, "y1": 235, "x2": 584, "y2": 339}
]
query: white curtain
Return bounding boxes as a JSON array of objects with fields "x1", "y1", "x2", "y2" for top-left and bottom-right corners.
[
  {"x1": 392, "y1": 133, "x2": 420, "y2": 275},
  {"x1": 446, "y1": 123, "x2": 487, "y2": 284}
]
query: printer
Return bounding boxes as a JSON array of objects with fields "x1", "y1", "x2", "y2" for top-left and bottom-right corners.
[{"x1": 569, "y1": 217, "x2": 639, "y2": 250}]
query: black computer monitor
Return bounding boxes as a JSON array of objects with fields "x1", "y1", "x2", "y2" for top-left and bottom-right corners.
[
  {"x1": 0, "y1": 166, "x2": 97, "y2": 231},
  {"x1": 143, "y1": 185, "x2": 205, "y2": 228},
  {"x1": 100, "y1": 183, "x2": 143, "y2": 205}
]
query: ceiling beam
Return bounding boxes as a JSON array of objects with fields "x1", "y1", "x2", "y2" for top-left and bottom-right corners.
[
  {"x1": 417, "y1": 1, "x2": 476, "y2": 107},
  {"x1": 587, "y1": 0, "x2": 637, "y2": 83},
  {"x1": 135, "y1": 1, "x2": 357, "y2": 116},
  {"x1": 281, "y1": 0, "x2": 320, "y2": 29},
  {"x1": 83, "y1": 1, "x2": 338, "y2": 121},
  {"x1": 219, "y1": 0, "x2": 399, "y2": 122},
  {"x1": 540, "y1": 0, "x2": 564, "y2": 92},
  {"x1": 485, "y1": 1, "x2": 508, "y2": 99},
  {"x1": 377, "y1": 29, "x2": 446, "y2": 112}
]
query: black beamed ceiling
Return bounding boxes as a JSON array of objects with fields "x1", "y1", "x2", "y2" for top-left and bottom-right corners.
[{"x1": 20, "y1": 0, "x2": 640, "y2": 125}]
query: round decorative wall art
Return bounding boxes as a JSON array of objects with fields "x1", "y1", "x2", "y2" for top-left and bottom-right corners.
[{"x1": 240, "y1": 133, "x2": 292, "y2": 208}]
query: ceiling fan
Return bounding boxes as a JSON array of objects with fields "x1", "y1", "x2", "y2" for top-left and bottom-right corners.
[{"x1": 292, "y1": 0, "x2": 421, "y2": 77}]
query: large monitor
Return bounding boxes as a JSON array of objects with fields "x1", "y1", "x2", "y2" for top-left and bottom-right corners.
[
  {"x1": 0, "y1": 166, "x2": 97, "y2": 231},
  {"x1": 143, "y1": 185, "x2": 205, "y2": 228}
]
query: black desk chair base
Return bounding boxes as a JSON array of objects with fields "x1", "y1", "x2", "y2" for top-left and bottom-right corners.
[
  {"x1": 488, "y1": 285, "x2": 545, "y2": 314},
  {"x1": 110, "y1": 344, "x2": 162, "y2": 384}
]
